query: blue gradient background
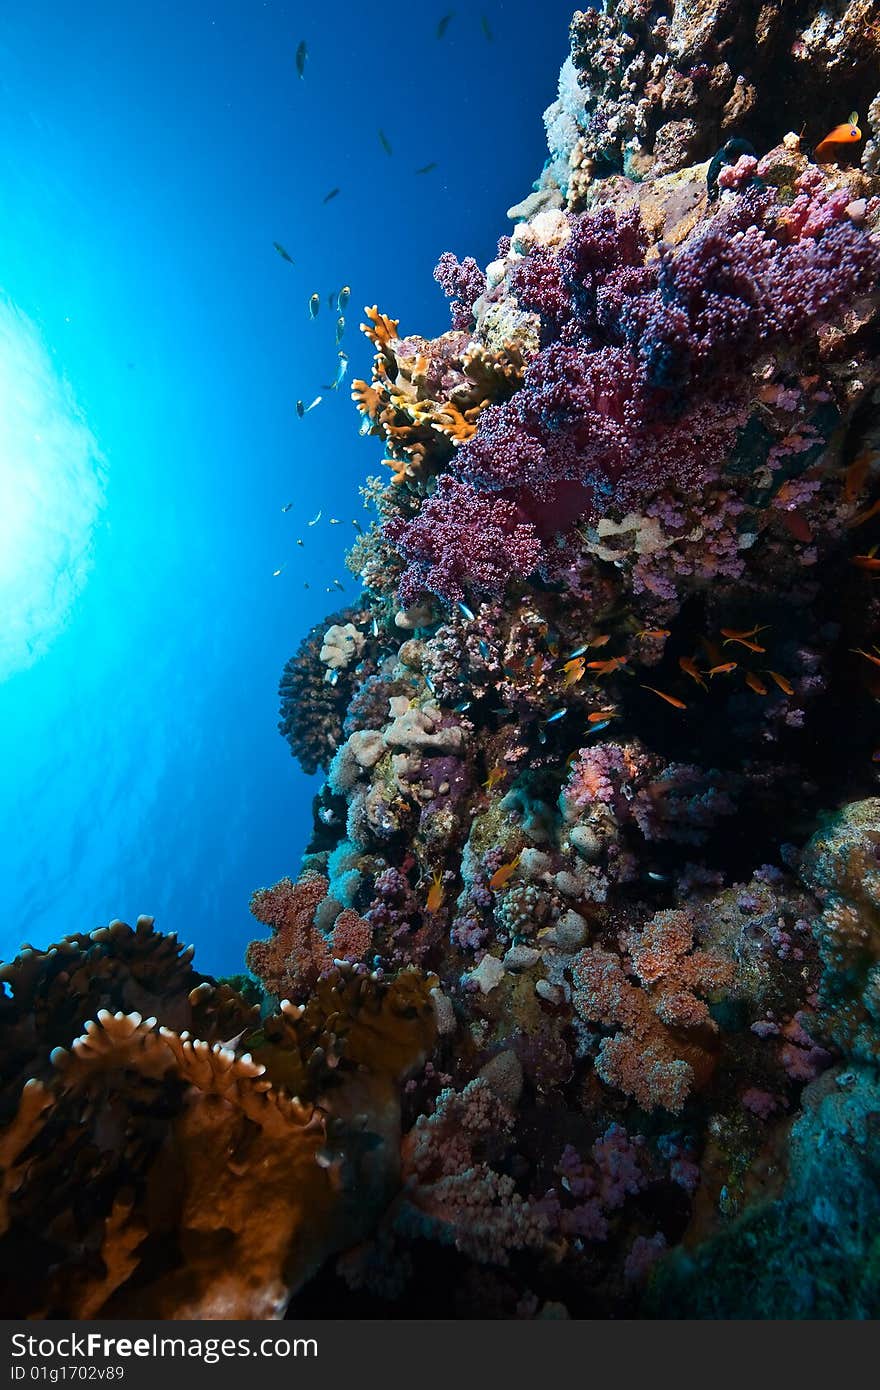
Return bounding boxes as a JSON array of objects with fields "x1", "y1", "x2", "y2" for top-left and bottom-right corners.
[{"x1": 0, "y1": 0, "x2": 577, "y2": 974}]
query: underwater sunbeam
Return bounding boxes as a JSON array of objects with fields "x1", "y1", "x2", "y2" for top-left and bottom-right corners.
[{"x1": 0, "y1": 295, "x2": 104, "y2": 681}]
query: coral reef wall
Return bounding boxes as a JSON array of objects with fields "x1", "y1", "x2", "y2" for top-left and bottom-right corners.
[{"x1": 4, "y1": 1, "x2": 880, "y2": 1318}]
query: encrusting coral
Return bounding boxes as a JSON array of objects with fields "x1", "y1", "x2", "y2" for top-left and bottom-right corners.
[{"x1": 5, "y1": 0, "x2": 880, "y2": 1320}]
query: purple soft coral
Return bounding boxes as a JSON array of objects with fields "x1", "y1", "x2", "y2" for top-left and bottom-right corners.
[
  {"x1": 434, "y1": 251, "x2": 486, "y2": 332},
  {"x1": 384, "y1": 476, "x2": 542, "y2": 606}
]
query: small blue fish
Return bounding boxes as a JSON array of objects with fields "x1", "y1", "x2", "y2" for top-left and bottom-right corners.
[
  {"x1": 424, "y1": 672, "x2": 436, "y2": 694},
  {"x1": 544, "y1": 708, "x2": 567, "y2": 725},
  {"x1": 295, "y1": 40, "x2": 307, "y2": 79},
  {"x1": 372, "y1": 618, "x2": 379, "y2": 637},
  {"x1": 281, "y1": 502, "x2": 293, "y2": 513},
  {"x1": 454, "y1": 700, "x2": 472, "y2": 712},
  {"x1": 646, "y1": 870, "x2": 669, "y2": 883},
  {"x1": 478, "y1": 640, "x2": 491, "y2": 660},
  {"x1": 458, "y1": 600, "x2": 475, "y2": 621},
  {"x1": 567, "y1": 643, "x2": 590, "y2": 659},
  {"x1": 584, "y1": 719, "x2": 613, "y2": 736}
]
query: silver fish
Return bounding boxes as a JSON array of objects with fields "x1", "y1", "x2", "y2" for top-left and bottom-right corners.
[
  {"x1": 308, "y1": 509, "x2": 322, "y2": 526},
  {"x1": 335, "y1": 315, "x2": 345, "y2": 344},
  {"x1": 295, "y1": 40, "x2": 307, "y2": 79},
  {"x1": 337, "y1": 286, "x2": 351, "y2": 312},
  {"x1": 309, "y1": 293, "x2": 321, "y2": 319}
]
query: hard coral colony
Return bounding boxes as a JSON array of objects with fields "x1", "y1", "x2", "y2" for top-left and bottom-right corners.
[{"x1": 5, "y1": 0, "x2": 880, "y2": 1320}]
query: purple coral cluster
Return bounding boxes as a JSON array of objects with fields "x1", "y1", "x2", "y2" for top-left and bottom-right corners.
[{"x1": 386, "y1": 179, "x2": 879, "y2": 607}]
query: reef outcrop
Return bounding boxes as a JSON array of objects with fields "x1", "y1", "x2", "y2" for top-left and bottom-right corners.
[{"x1": 4, "y1": 0, "x2": 880, "y2": 1319}]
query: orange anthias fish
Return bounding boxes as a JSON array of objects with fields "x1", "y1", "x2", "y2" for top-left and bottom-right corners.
[
  {"x1": 766, "y1": 669, "x2": 795, "y2": 695},
  {"x1": 489, "y1": 853, "x2": 521, "y2": 892},
  {"x1": 641, "y1": 685, "x2": 686, "y2": 710},
  {"x1": 815, "y1": 113, "x2": 861, "y2": 163},
  {"x1": 720, "y1": 625, "x2": 770, "y2": 641},
  {"x1": 852, "y1": 553, "x2": 880, "y2": 572},
  {"x1": 744, "y1": 672, "x2": 769, "y2": 695},
  {"x1": 483, "y1": 765, "x2": 507, "y2": 791},
  {"x1": 679, "y1": 656, "x2": 707, "y2": 690},
  {"x1": 707, "y1": 662, "x2": 738, "y2": 677},
  {"x1": 586, "y1": 656, "x2": 628, "y2": 676},
  {"x1": 636, "y1": 628, "x2": 671, "y2": 640},
  {"x1": 426, "y1": 872, "x2": 446, "y2": 912},
  {"x1": 562, "y1": 656, "x2": 587, "y2": 688},
  {"x1": 852, "y1": 647, "x2": 880, "y2": 670},
  {"x1": 588, "y1": 633, "x2": 612, "y2": 648},
  {"x1": 723, "y1": 634, "x2": 768, "y2": 654},
  {"x1": 588, "y1": 707, "x2": 618, "y2": 723}
]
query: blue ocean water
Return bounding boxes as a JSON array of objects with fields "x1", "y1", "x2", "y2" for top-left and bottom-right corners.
[{"x1": 0, "y1": 1, "x2": 578, "y2": 975}]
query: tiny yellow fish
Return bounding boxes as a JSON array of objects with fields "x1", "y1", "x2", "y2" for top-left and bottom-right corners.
[
  {"x1": 562, "y1": 656, "x2": 586, "y2": 688},
  {"x1": 483, "y1": 765, "x2": 507, "y2": 791}
]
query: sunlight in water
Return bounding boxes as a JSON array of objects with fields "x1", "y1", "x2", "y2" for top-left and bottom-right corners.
[{"x1": 0, "y1": 295, "x2": 105, "y2": 680}]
